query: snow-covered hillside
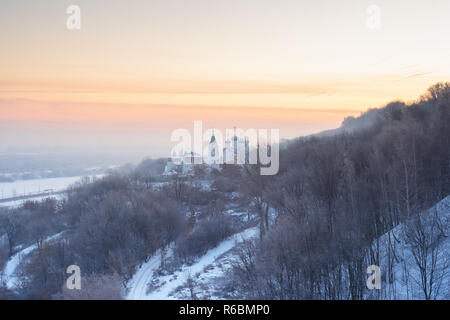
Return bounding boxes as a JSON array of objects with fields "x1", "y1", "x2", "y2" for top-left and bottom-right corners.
[
  {"x1": 127, "y1": 196, "x2": 449, "y2": 300},
  {"x1": 127, "y1": 227, "x2": 258, "y2": 300},
  {"x1": 366, "y1": 196, "x2": 450, "y2": 300},
  {"x1": 0, "y1": 174, "x2": 104, "y2": 208},
  {"x1": 2, "y1": 232, "x2": 64, "y2": 289}
]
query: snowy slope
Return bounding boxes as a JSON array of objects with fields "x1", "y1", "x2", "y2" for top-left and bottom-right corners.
[
  {"x1": 366, "y1": 196, "x2": 450, "y2": 300},
  {"x1": 0, "y1": 194, "x2": 66, "y2": 208},
  {"x1": 127, "y1": 248, "x2": 173, "y2": 300},
  {"x1": 0, "y1": 174, "x2": 104, "y2": 206},
  {"x1": 127, "y1": 227, "x2": 258, "y2": 300}
]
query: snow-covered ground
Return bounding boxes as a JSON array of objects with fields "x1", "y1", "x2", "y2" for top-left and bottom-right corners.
[
  {"x1": 3, "y1": 232, "x2": 64, "y2": 289},
  {"x1": 127, "y1": 248, "x2": 173, "y2": 300},
  {"x1": 0, "y1": 174, "x2": 104, "y2": 208},
  {"x1": 366, "y1": 196, "x2": 450, "y2": 300},
  {"x1": 0, "y1": 194, "x2": 66, "y2": 208},
  {"x1": 150, "y1": 180, "x2": 212, "y2": 191},
  {"x1": 127, "y1": 227, "x2": 258, "y2": 300}
]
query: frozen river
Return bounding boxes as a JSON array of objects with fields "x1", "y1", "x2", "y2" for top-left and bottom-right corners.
[{"x1": 0, "y1": 175, "x2": 103, "y2": 207}]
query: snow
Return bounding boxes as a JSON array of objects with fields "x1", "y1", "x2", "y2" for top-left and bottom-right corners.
[
  {"x1": 192, "y1": 180, "x2": 212, "y2": 191},
  {"x1": 127, "y1": 248, "x2": 172, "y2": 300},
  {"x1": 127, "y1": 196, "x2": 448, "y2": 300},
  {"x1": 365, "y1": 196, "x2": 450, "y2": 300},
  {"x1": 0, "y1": 175, "x2": 101, "y2": 200},
  {"x1": 3, "y1": 232, "x2": 64, "y2": 289},
  {"x1": 127, "y1": 227, "x2": 258, "y2": 300},
  {"x1": 173, "y1": 243, "x2": 248, "y2": 300},
  {"x1": 0, "y1": 234, "x2": 7, "y2": 247},
  {"x1": 0, "y1": 194, "x2": 66, "y2": 208}
]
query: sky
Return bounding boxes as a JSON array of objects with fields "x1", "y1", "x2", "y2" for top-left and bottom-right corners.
[{"x1": 1, "y1": 0, "x2": 449, "y2": 157}]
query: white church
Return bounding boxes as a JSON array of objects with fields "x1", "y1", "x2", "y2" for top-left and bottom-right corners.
[{"x1": 163, "y1": 130, "x2": 250, "y2": 176}]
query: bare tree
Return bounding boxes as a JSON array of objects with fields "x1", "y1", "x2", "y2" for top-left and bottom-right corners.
[
  {"x1": 186, "y1": 272, "x2": 198, "y2": 300},
  {"x1": 53, "y1": 274, "x2": 124, "y2": 300},
  {"x1": 404, "y1": 204, "x2": 449, "y2": 300},
  {"x1": 240, "y1": 165, "x2": 270, "y2": 238},
  {"x1": 0, "y1": 213, "x2": 24, "y2": 256}
]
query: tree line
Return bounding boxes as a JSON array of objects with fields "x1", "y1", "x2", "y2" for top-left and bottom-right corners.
[{"x1": 230, "y1": 82, "x2": 450, "y2": 299}]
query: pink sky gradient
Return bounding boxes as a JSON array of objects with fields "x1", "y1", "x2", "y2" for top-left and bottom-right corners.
[{"x1": 1, "y1": 0, "x2": 449, "y2": 157}]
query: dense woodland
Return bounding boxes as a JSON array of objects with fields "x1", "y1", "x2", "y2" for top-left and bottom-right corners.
[
  {"x1": 231, "y1": 82, "x2": 450, "y2": 299},
  {"x1": 0, "y1": 82, "x2": 449, "y2": 299}
]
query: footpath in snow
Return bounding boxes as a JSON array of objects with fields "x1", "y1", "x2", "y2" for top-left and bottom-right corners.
[{"x1": 127, "y1": 227, "x2": 258, "y2": 300}]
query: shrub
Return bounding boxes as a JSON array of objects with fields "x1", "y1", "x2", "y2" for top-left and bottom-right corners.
[{"x1": 175, "y1": 214, "x2": 235, "y2": 262}]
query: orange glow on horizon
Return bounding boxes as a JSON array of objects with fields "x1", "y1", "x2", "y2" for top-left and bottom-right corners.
[{"x1": 1, "y1": 0, "x2": 449, "y2": 154}]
